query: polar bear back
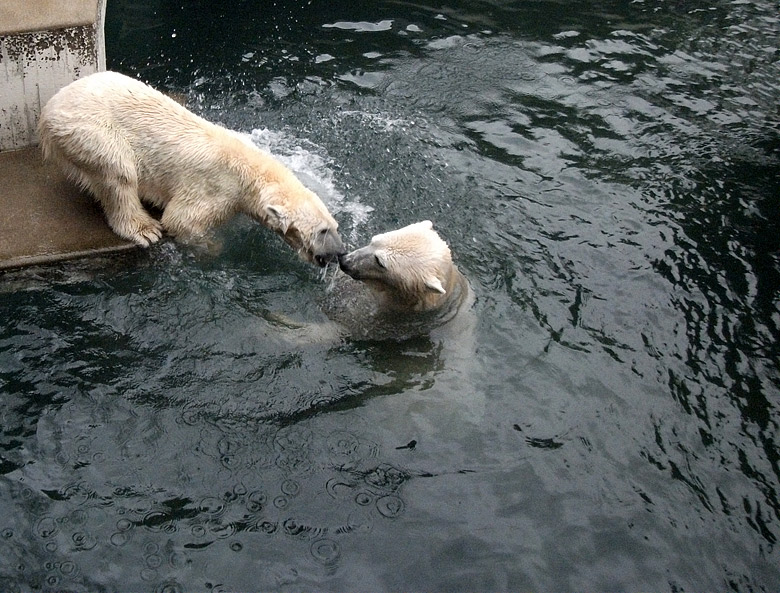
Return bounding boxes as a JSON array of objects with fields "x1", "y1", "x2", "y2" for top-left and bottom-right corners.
[{"x1": 40, "y1": 72, "x2": 229, "y2": 176}]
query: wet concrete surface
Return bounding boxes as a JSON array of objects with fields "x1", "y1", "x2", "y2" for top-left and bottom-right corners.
[{"x1": 0, "y1": 146, "x2": 134, "y2": 270}]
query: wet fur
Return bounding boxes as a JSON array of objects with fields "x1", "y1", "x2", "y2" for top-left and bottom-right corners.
[
  {"x1": 320, "y1": 221, "x2": 472, "y2": 340},
  {"x1": 338, "y1": 221, "x2": 466, "y2": 313},
  {"x1": 38, "y1": 71, "x2": 343, "y2": 265}
]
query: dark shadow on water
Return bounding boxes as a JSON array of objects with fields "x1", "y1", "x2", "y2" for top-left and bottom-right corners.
[{"x1": 258, "y1": 336, "x2": 444, "y2": 426}]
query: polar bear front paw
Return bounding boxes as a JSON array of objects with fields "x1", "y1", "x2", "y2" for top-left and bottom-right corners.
[{"x1": 112, "y1": 217, "x2": 164, "y2": 247}]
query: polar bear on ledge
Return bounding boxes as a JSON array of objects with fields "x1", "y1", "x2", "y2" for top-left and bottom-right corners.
[{"x1": 38, "y1": 71, "x2": 344, "y2": 266}]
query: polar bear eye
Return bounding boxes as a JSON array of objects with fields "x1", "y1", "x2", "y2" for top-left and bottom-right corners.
[{"x1": 374, "y1": 254, "x2": 387, "y2": 269}]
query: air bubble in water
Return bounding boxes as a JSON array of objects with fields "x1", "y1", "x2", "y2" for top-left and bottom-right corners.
[
  {"x1": 310, "y1": 538, "x2": 341, "y2": 566},
  {"x1": 376, "y1": 495, "x2": 405, "y2": 518}
]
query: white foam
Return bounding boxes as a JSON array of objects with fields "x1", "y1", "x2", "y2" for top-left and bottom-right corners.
[
  {"x1": 337, "y1": 110, "x2": 416, "y2": 132},
  {"x1": 427, "y1": 35, "x2": 465, "y2": 50},
  {"x1": 248, "y1": 128, "x2": 373, "y2": 241},
  {"x1": 322, "y1": 20, "x2": 393, "y2": 32}
]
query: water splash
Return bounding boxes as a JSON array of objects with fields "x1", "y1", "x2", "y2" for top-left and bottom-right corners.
[
  {"x1": 317, "y1": 261, "x2": 341, "y2": 291},
  {"x1": 248, "y1": 128, "x2": 373, "y2": 241}
]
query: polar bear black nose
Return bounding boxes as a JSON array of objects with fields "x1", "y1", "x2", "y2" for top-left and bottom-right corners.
[
  {"x1": 313, "y1": 228, "x2": 345, "y2": 267},
  {"x1": 338, "y1": 252, "x2": 360, "y2": 278}
]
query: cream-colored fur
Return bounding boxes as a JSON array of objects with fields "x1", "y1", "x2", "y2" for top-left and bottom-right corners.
[
  {"x1": 338, "y1": 220, "x2": 467, "y2": 313},
  {"x1": 292, "y1": 220, "x2": 473, "y2": 341},
  {"x1": 335, "y1": 221, "x2": 480, "y2": 422},
  {"x1": 269, "y1": 220, "x2": 481, "y2": 425},
  {"x1": 38, "y1": 71, "x2": 343, "y2": 265}
]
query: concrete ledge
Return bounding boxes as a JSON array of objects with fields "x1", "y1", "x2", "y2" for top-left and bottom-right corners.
[
  {"x1": 0, "y1": 0, "x2": 101, "y2": 35},
  {"x1": 1, "y1": 0, "x2": 106, "y2": 150},
  {"x1": 0, "y1": 146, "x2": 134, "y2": 271},
  {"x1": 0, "y1": 0, "x2": 121, "y2": 270}
]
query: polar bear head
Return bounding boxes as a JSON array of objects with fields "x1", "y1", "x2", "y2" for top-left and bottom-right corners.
[
  {"x1": 263, "y1": 187, "x2": 344, "y2": 267},
  {"x1": 249, "y1": 176, "x2": 345, "y2": 267},
  {"x1": 338, "y1": 221, "x2": 458, "y2": 312},
  {"x1": 244, "y1": 154, "x2": 344, "y2": 267}
]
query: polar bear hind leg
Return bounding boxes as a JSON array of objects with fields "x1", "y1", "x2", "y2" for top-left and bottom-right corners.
[{"x1": 44, "y1": 125, "x2": 163, "y2": 247}]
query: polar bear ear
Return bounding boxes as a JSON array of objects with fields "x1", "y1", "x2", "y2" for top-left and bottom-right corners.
[
  {"x1": 265, "y1": 204, "x2": 290, "y2": 234},
  {"x1": 424, "y1": 276, "x2": 446, "y2": 294}
]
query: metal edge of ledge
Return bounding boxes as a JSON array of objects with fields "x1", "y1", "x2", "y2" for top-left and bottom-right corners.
[{"x1": 0, "y1": 243, "x2": 137, "y2": 272}]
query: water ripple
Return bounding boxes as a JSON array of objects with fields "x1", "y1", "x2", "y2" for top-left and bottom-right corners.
[{"x1": 0, "y1": 1, "x2": 778, "y2": 591}]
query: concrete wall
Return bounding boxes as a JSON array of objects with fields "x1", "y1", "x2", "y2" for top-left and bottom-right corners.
[{"x1": 0, "y1": 0, "x2": 107, "y2": 151}]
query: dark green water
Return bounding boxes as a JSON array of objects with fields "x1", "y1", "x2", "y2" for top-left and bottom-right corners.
[{"x1": 2, "y1": 0, "x2": 779, "y2": 590}]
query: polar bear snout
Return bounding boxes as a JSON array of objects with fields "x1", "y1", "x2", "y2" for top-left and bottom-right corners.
[
  {"x1": 313, "y1": 227, "x2": 346, "y2": 267},
  {"x1": 337, "y1": 248, "x2": 372, "y2": 279},
  {"x1": 337, "y1": 251, "x2": 357, "y2": 277}
]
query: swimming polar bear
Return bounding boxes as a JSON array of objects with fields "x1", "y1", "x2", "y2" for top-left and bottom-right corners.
[
  {"x1": 318, "y1": 220, "x2": 473, "y2": 341},
  {"x1": 38, "y1": 71, "x2": 344, "y2": 266},
  {"x1": 334, "y1": 221, "x2": 482, "y2": 424},
  {"x1": 338, "y1": 220, "x2": 468, "y2": 312}
]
